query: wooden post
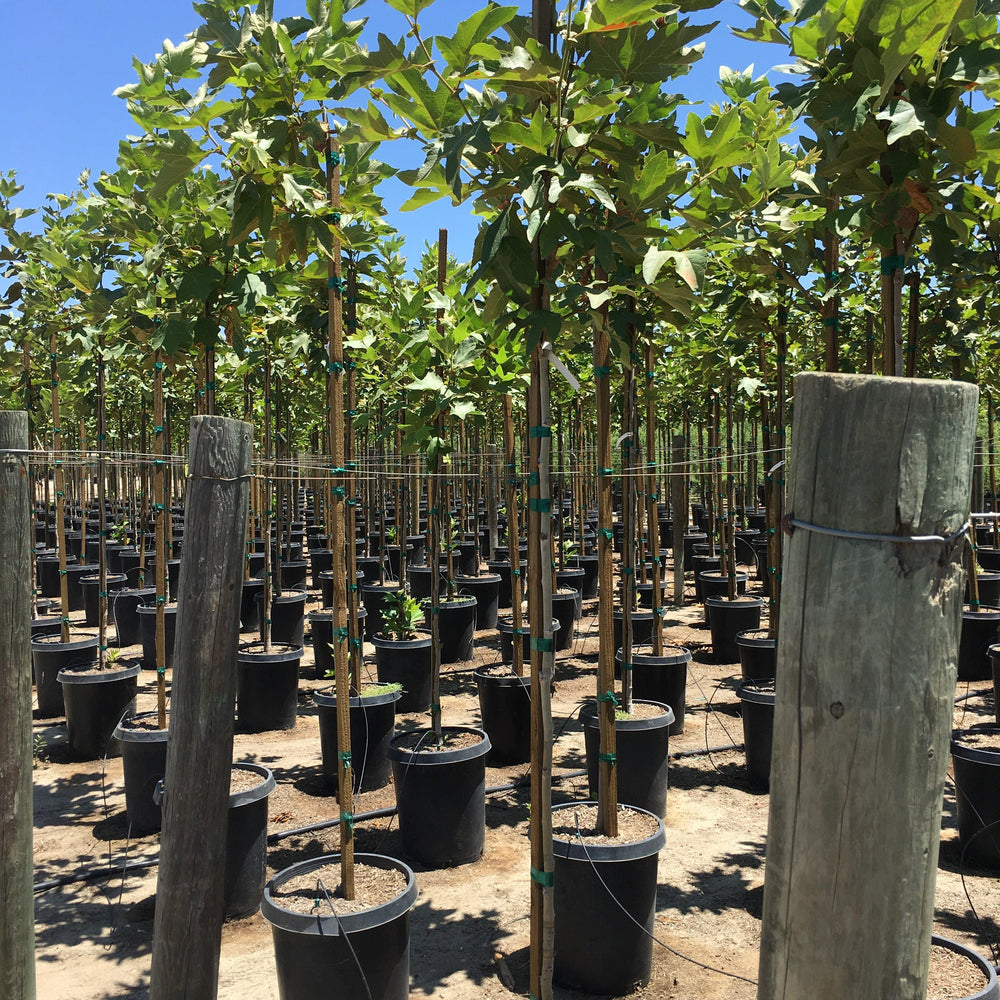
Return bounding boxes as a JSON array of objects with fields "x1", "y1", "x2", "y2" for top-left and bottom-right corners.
[
  {"x1": 149, "y1": 415, "x2": 252, "y2": 1000},
  {"x1": 757, "y1": 373, "x2": 978, "y2": 1000},
  {"x1": 0, "y1": 412, "x2": 35, "y2": 1000}
]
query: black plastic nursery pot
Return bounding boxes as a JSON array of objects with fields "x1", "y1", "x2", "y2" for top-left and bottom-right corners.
[
  {"x1": 156, "y1": 762, "x2": 276, "y2": 920},
  {"x1": 31, "y1": 633, "x2": 99, "y2": 718},
  {"x1": 280, "y1": 559, "x2": 309, "y2": 591},
  {"x1": 80, "y1": 572, "x2": 128, "y2": 627},
  {"x1": 978, "y1": 547, "x2": 1000, "y2": 572},
  {"x1": 566, "y1": 554, "x2": 599, "y2": 600},
  {"x1": 930, "y1": 934, "x2": 999, "y2": 1000},
  {"x1": 137, "y1": 603, "x2": 178, "y2": 670},
  {"x1": 970, "y1": 573, "x2": 1000, "y2": 609},
  {"x1": 309, "y1": 548, "x2": 333, "y2": 589},
  {"x1": 621, "y1": 645, "x2": 690, "y2": 735},
  {"x1": 681, "y1": 532, "x2": 708, "y2": 571},
  {"x1": 737, "y1": 678, "x2": 775, "y2": 789},
  {"x1": 314, "y1": 685, "x2": 400, "y2": 793},
  {"x1": 958, "y1": 606, "x2": 1000, "y2": 682},
  {"x1": 255, "y1": 589, "x2": 307, "y2": 648},
  {"x1": 475, "y1": 669, "x2": 531, "y2": 765},
  {"x1": 113, "y1": 711, "x2": 169, "y2": 833},
  {"x1": 706, "y1": 595, "x2": 764, "y2": 664},
  {"x1": 406, "y1": 564, "x2": 445, "y2": 601},
  {"x1": 111, "y1": 587, "x2": 156, "y2": 647},
  {"x1": 31, "y1": 617, "x2": 62, "y2": 640},
  {"x1": 582, "y1": 700, "x2": 675, "y2": 817},
  {"x1": 388, "y1": 727, "x2": 491, "y2": 868},
  {"x1": 691, "y1": 555, "x2": 721, "y2": 601},
  {"x1": 735, "y1": 629, "x2": 777, "y2": 681},
  {"x1": 319, "y1": 570, "x2": 365, "y2": 610},
  {"x1": 454, "y1": 573, "x2": 501, "y2": 630},
  {"x1": 635, "y1": 579, "x2": 669, "y2": 610},
  {"x1": 64, "y1": 563, "x2": 92, "y2": 611},
  {"x1": 550, "y1": 590, "x2": 577, "y2": 651},
  {"x1": 951, "y1": 734, "x2": 1000, "y2": 871},
  {"x1": 57, "y1": 661, "x2": 141, "y2": 760},
  {"x1": 309, "y1": 607, "x2": 367, "y2": 680},
  {"x1": 236, "y1": 643, "x2": 302, "y2": 732},
  {"x1": 489, "y1": 559, "x2": 528, "y2": 609},
  {"x1": 497, "y1": 617, "x2": 561, "y2": 665},
  {"x1": 551, "y1": 802, "x2": 666, "y2": 994},
  {"x1": 262, "y1": 853, "x2": 418, "y2": 1000},
  {"x1": 240, "y1": 578, "x2": 265, "y2": 633},
  {"x1": 372, "y1": 633, "x2": 433, "y2": 714},
  {"x1": 424, "y1": 595, "x2": 477, "y2": 664},
  {"x1": 36, "y1": 552, "x2": 76, "y2": 598},
  {"x1": 555, "y1": 568, "x2": 585, "y2": 618},
  {"x1": 698, "y1": 570, "x2": 749, "y2": 616},
  {"x1": 362, "y1": 583, "x2": 404, "y2": 639},
  {"x1": 992, "y1": 644, "x2": 1000, "y2": 726},
  {"x1": 612, "y1": 608, "x2": 655, "y2": 653}
]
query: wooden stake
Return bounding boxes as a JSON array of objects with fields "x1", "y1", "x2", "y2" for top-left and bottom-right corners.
[
  {"x1": 0, "y1": 410, "x2": 36, "y2": 1000},
  {"x1": 153, "y1": 351, "x2": 168, "y2": 728},
  {"x1": 670, "y1": 435, "x2": 685, "y2": 606},
  {"x1": 150, "y1": 415, "x2": 252, "y2": 1000},
  {"x1": 757, "y1": 373, "x2": 978, "y2": 1000},
  {"x1": 50, "y1": 333, "x2": 70, "y2": 643}
]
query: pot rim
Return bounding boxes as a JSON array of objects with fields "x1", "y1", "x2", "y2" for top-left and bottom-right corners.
[
  {"x1": 313, "y1": 685, "x2": 401, "y2": 709},
  {"x1": 57, "y1": 661, "x2": 142, "y2": 684},
  {"x1": 237, "y1": 642, "x2": 303, "y2": 665},
  {"x1": 550, "y1": 801, "x2": 666, "y2": 861},
  {"x1": 704, "y1": 594, "x2": 765, "y2": 607},
  {"x1": 581, "y1": 698, "x2": 676, "y2": 731},
  {"x1": 113, "y1": 709, "x2": 170, "y2": 742},
  {"x1": 387, "y1": 725, "x2": 491, "y2": 765},
  {"x1": 261, "y1": 852, "x2": 418, "y2": 935},
  {"x1": 31, "y1": 632, "x2": 99, "y2": 651},
  {"x1": 737, "y1": 679, "x2": 776, "y2": 705},
  {"x1": 617, "y1": 645, "x2": 691, "y2": 667},
  {"x1": 951, "y1": 738, "x2": 1000, "y2": 766},
  {"x1": 930, "y1": 934, "x2": 998, "y2": 1000},
  {"x1": 371, "y1": 632, "x2": 432, "y2": 649}
]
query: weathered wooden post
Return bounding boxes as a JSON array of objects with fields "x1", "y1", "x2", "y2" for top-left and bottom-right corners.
[
  {"x1": 758, "y1": 373, "x2": 978, "y2": 1000},
  {"x1": 0, "y1": 411, "x2": 35, "y2": 1000},
  {"x1": 150, "y1": 415, "x2": 253, "y2": 1000}
]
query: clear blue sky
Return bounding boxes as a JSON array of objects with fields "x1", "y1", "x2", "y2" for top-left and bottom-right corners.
[{"x1": 0, "y1": 1, "x2": 780, "y2": 265}]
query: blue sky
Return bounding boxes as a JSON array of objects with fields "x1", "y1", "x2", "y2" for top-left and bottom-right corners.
[{"x1": 0, "y1": 1, "x2": 782, "y2": 264}]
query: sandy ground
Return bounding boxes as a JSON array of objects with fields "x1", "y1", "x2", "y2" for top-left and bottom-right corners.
[{"x1": 30, "y1": 559, "x2": 1000, "y2": 1000}]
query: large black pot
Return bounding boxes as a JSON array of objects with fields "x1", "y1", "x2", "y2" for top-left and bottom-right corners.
[
  {"x1": 255, "y1": 589, "x2": 307, "y2": 647},
  {"x1": 111, "y1": 587, "x2": 156, "y2": 647},
  {"x1": 555, "y1": 568, "x2": 585, "y2": 617},
  {"x1": 137, "y1": 603, "x2": 178, "y2": 670},
  {"x1": 737, "y1": 678, "x2": 775, "y2": 789},
  {"x1": 621, "y1": 645, "x2": 690, "y2": 735},
  {"x1": 424, "y1": 596, "x2": 476, "y2": 663},
  {"x1": 475, "y1": 669, "x2": 530, "y2": 765},
  {"x1": 550, "y1": 590, "x2": 577, "y2": 651},
  {"x1": 371, "y1": 634, "x2": 433, "y2": 713},
  {"x1": 691, "y1": 554, "x2": 722, "y2": 601},
  {"x1": 361, "y1": 583, "x2": 404, "y2": 639},
  {"x1": 951, "y1": 732, "x2": 1000, "y2": 870},
  {"x1": 698, "y1": 570, "x2": 749, "y2": 617},
  {"x1": 31, "y1": 633, "x2": 99, "y2": 717},
  {"x1": 582, "y1": 699, "x2": 675, "y2": 817},
  {"x1": 969, "y1": 573, "x2": 1000, "y2": 609},
  {"x1": 280, "y1": 559, "x2": 309, "y2": 591},
  {"x1": 930, "y1": 934, "x2": 999, "y2": 1000},
  {"x1": 612, "y1": 608, "x2": 655, "y2": 653},
  {"x1": 155, "y1": 761, "x2": 276, "y2": 920},
  {"x1": 308, "y1": 608, "x2": 367, "y2": 681},
  {"x1": 236, "y1": 643, "x2": 302, "y2": 732},
  {"x1": 567, "y1": 554, "x2": 599, "y2": 600},
  {"x1": 454, "y1": 573, "x2": 501, "y2": 630},
  {"x1": 388, "y1": 727, "x2": 491, "y2": 868},
  {"x1": 319, "y1": 570, "x2": 365, "y2": 610},
  {"x1": 497, "y1": 616, "x2": 561, "y2": 665},
  {"x1": 57, "y1": 661, "x2": 141, "y2": 759},
  {"x1": 314, "y1": 685, "x2": 400, "y2": 792},
  {"x1": 113, "y1": 711, "x2": 169, "y2": 833},
  {"x1": 681, "y1": 532, "x2": 708, "y2": 571},
  {"x1": 80, "y1": 573, "x2": 128, "y2": 627},
  {"x1": 958, "y1": 606, "x2": 1000, "y2": 682},
  {"x1": 262, "y1": 853, "x2": 417, "y2": 1000},
  {"x1": 64, "y1": 563, "x2": 92, "y2": 611},
  {"x1": 705, "y1": 595, "x2": 763, "y2": 664},
  {"x1": 978, "y1": 547, "x2": 1000, "y2": 572},
  {"x1": 309, "y1": 548, "x2": 333, "y2": 589},
  {"x1": 36, "y1": 552, "x2": 76, "y2": 598},
  {"x1": 240, "y1": 578, "x2": 265, "y2": 633},
  {"x1": 552, "y1": 802, "x2": 666, "y2": 994},
  {"x1": 735, "y1": 629, "x2": 777, "y2": 681},
  {"x1": 489, "y1": 558, "x2": 527, "y2": 609}
]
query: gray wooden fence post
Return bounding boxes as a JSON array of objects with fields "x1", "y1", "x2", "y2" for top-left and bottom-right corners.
[
  {"x1": 150, "y1": 415, "x2": 253, "y2": 1000},
  {"x1": 0, "y1": 411, "x2": 35, "y2": 1000},
  {"x1": 757, "y1": 373, "x2": 978, "y2": 1000}
]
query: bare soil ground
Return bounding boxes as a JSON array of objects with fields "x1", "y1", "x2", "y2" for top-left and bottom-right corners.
[{"x1": 31, "y1": 559, "x2": 1000, "y2": 999}]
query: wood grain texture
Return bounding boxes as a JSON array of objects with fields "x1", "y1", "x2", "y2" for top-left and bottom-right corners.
[
  {"x1": 0, "y1": 412, "x2": 35, "y2": 1000},
  {"x1": 757, "y1": 373, "x2": 978, "y2": 1000},
  {"x1": 150, "y1": 416, "x2": 252, "y2": 1000}
]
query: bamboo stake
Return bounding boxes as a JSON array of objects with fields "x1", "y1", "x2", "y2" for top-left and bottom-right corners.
[
  {"x1": 645, "y1": 345, "x2": 663, "y2": 655},
  {"x1": 504, "y1": 395, "x2": 525, "y2": 678},
  {"x1": 50, "y1": 333, "x2": 70, "y2": 643},
  {"x1": 324, "y1": 130, "x2": 354, "y2": 898},
  {"x1": 154, "y1": 351, "x2": 167, "y2": 728}
]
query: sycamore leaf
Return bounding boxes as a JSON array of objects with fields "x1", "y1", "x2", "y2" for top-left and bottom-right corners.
[{"x1": 406, "y1": 372, "x2": 447, "y2": 393}]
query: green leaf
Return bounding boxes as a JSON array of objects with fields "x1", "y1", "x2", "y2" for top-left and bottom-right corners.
[
  {"x1": 383, "y1": 0, "x2": 436, "y2": 16},
  {"x1": 177, "y1": 264, "x2": 224, "y2": 302},
  {"x1": 406, "y1": 372, "x2": 447, "y2": 393},
  {"x1": 877, "y1": 102, "x2": 924, "y2": 144},
  {"x1": 438, "y1": 5, "x2": 518, "y2": 72}
]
